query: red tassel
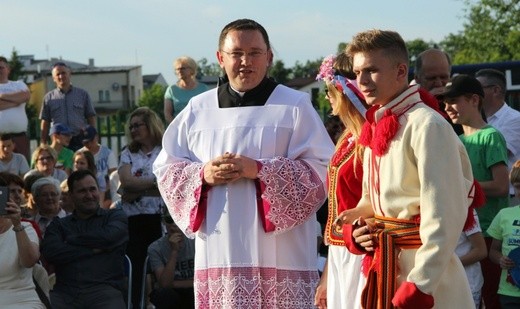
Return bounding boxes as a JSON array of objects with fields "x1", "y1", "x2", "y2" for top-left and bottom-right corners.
[
  {"x1": 361, "y1": 254, "x2": 373, "y2": 277},
  {"x1": 372, "y1": 110, "x2": 400, "y2": 156},
  {"x1": 463, "y1": 180, "x2": 486, "y2": 231},
  {"x1": 359, "y1": 121, "x2": 372, "y2": 147}
]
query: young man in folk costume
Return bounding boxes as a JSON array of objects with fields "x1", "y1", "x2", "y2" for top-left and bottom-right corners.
[{"x1": 342, "y1": 29, "x2": 484, "y2": 308}]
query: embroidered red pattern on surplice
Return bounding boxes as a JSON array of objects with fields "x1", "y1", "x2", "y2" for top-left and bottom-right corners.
[
  {"x1": 258, "y1": 157, "x2": 326, "y2": 234},
  {"x1": 156, "y1": 161, "x2": 204, "y2": 236},
  {"x1": 195, "y1": 267, "x2": 318, "y2": 309}
]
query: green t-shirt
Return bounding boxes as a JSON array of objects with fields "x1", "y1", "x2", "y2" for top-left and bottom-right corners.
[
  {"x1": 460, "y1": 125, "x2": 509, "y2": 234},
  {"x1": 57, "y1": 147, "x2": 74, "y2": 171},
  {"x1": 487, "y1": 206, "x2": 520, "y2": 297}
]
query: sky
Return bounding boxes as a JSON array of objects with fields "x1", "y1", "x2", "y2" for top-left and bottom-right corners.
[{"x1": 2, "y1": 0, "x2": 468, "y2": 84}]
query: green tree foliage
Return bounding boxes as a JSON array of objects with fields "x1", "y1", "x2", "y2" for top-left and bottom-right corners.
[
  {"x1": 8, "y1": 48, "x2": 24, "y2": 81},
  {"x1": 198, "y1": 58, "x2": 223, "y2": 77},
  {"x1": 269, "y1": 59, "x2": 292, "y2": 84},
  {"x1": 440, "y1": 0, "x2": 520, "y2": 64},
  {"x1": 138, "y1": 84, "x2": 166, "y2": 121},
  {"x1": 406, "y1": 39, "x2": 438, "y2": 64},
  {"x1": 337, "y1": 42, "x2": 347, "y2": 54},
  {"x1": 291, "y1": 59, "x2": 322, "y2": 79}
]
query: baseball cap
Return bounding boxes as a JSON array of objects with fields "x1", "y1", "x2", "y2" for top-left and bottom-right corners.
[
  {"x1": 82, "y1": 125, "x2": 97, "y2": 143},
  {"x1": 441, "y1": 74, "x2": 484, "y2": 98},
  {"x1": 49, "y1": 123, "x2": 72, "y2": 136}
]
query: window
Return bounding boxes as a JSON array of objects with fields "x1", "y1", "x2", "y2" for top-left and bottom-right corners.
[{"x1": 98, "y1": 90, "x2": 111, "y2": 103}]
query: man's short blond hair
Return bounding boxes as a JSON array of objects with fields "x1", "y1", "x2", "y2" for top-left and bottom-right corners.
[{"x1": 346, "y1": 29, "x2": 409, "y2": 66}]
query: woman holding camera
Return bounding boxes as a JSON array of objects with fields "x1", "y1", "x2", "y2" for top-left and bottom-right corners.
[{"x1": 0, "y1": 175, "x2": 44, "y2": 308}]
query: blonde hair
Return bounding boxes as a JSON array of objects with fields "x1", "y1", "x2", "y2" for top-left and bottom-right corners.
[
  {"x1": 60, "y1": 179, "x2": 68, "y2": 193},
  {"x1": 31, "y1": 144, "x2": 58, "y2": 165},
  {"x1": 511, "y1": 160, "x2": 520, "y2": 185},
  {"x1": 347, "y1": 29, "x2": 409, "y2": 66},
  {"x1": 328, "y1": 52, "x2": 367, "y2": 165},
  {"x1": 174, "y1": 56, "x2": 198, "y2": 79}
]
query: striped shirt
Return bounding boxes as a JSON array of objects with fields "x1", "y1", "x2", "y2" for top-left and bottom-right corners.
[{"x1": 40, "y1": 86, "x2": 96, "y2": 135}]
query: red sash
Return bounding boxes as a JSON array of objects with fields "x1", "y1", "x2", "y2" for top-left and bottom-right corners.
[{"x1": 361, "y1": 215, "x2": 422, "y2": 309}]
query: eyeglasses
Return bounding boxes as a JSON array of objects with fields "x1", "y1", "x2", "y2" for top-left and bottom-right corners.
[
  {"x1": 128, "y1": 122, "x2": 146, "y2": 130},
  {"x1": 37, "y1": 156, "x2": 54, "y2": 162},
  {"x1": 221, "y1": 50, "x2": 267, "y2": 60},
  {"x1": 175, "y1": 67, "x2": 190, "y2": 71}
]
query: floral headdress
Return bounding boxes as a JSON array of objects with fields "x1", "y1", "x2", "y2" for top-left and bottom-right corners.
[
  {"x1": 316, "y1": 54, "x2": 337, "y2": 83},
  {"x1": 316, "y1": 54, "x2": 367, "y2": 118}
]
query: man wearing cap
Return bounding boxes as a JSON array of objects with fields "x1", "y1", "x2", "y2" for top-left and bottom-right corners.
[
  {"x1": 49, "y1": 123, "x2": 74, "y2": 175},
  {"x1": 443, "y1": 74, "x2": 510, "y2": 309},
  {"x1": 80, "y1": 125, "x2": 118, "y2": 205},
  {"x1": 40, "y1": 62, "x2": 96, "y2": 152},
  {"x1": 0, "y1": 56, "x2": 31, "y2": 160}
]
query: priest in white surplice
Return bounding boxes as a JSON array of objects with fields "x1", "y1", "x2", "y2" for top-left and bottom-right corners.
[{"x1": 153, "y1": 19, "x2": 334, "y2": 309}]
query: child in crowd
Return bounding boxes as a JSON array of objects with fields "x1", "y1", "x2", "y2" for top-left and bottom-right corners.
[
  {"x1": 487, "y1": 160, "x2": 520, "y2": 308},
  {"x1": 49, "y1": 123, "x2": 74, "y2": 175},
  {"x1": 73, "y1": 149, "x2": 107, "y2": 206},
  {"x1": 455, "y1": 209, "x2": 487, "y2": 308},
  {"x1": 443, "y1": 74, "x2": 510, "y2": 308},
  {"x1": 80, "y1": 125, "x2": 118, "y2": 201},
  {"x1": 0, "y1": 133, "x2": 29, "y2": 177}
]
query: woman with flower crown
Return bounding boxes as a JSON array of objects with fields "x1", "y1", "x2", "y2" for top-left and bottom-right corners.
[{"x1": 314, "y1": 53, "x2": 373, "y2": 309}]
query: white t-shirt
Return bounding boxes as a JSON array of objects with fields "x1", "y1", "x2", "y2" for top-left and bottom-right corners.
[
  {"x1": 0, "y1": 222, "x2": 45, "y2": 308},
  {"x1": 0, "y1": 81, "x2": 29, "y2": 133},
  {"x1": 80, "y1": 145, "x2": 118, "y2": 179},
  {"x1": 0, "y1": 153, "x2": 30, "y2": 176},
  {"x1": 487, "y1": 103, "x2": 520, "y2": 194},
  {"x1": 455, "y1": 210, "x2": 484, "y2": 295}
]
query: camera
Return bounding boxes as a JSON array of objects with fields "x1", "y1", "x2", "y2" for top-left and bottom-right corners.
[{"x1": 0, "y1": 186, "x2": 9, "y2": 215}]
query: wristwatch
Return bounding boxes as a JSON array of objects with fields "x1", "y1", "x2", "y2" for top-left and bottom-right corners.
[{"x1": 13, "y1": 225, "x2": 26, "y2": 232}]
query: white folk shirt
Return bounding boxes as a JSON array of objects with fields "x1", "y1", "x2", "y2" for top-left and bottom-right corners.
[
  {"x1": 358, "y1": 85, "x2": 476, "y2": 308},
  {"x1": 154, "y1": 85, "x2": 334, "y2": 308}
]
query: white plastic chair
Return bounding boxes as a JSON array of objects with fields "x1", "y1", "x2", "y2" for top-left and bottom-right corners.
[
  {"x1": 124, "y1": 255, "x2": 133, "y2": 309},
  {"x1": 139, "y1": 255, "x2": 151, "y2": 309}
]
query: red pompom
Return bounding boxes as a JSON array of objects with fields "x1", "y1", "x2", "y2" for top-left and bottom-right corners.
[
  {"x1": 464, "y1": 180, "x2": 486, "y2": 231},
  {"x1": 359, "y1": 121, "x2": 373, "y2": 147},
  {"x1": 372, "y1": 110, "x2": 400, "y2": 156}
]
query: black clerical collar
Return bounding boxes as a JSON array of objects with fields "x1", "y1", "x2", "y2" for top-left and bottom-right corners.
[{"x1": 218, "y1": 77, "x2": 278, "y2": 108}]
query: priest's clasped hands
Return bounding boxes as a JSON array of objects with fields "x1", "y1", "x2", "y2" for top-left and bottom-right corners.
[{"x1": 203, "y1": 152, "x2": 259, "y2": 186}]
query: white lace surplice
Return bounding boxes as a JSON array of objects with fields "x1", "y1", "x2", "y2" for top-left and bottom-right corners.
[{"x1": 154, "y1": 86, "x2": 334, "y2": 308}]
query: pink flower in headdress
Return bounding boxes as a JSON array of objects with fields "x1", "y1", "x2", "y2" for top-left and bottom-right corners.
[{"x1": 316, "y1": 54, "x2": 336, "y2": 83}]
